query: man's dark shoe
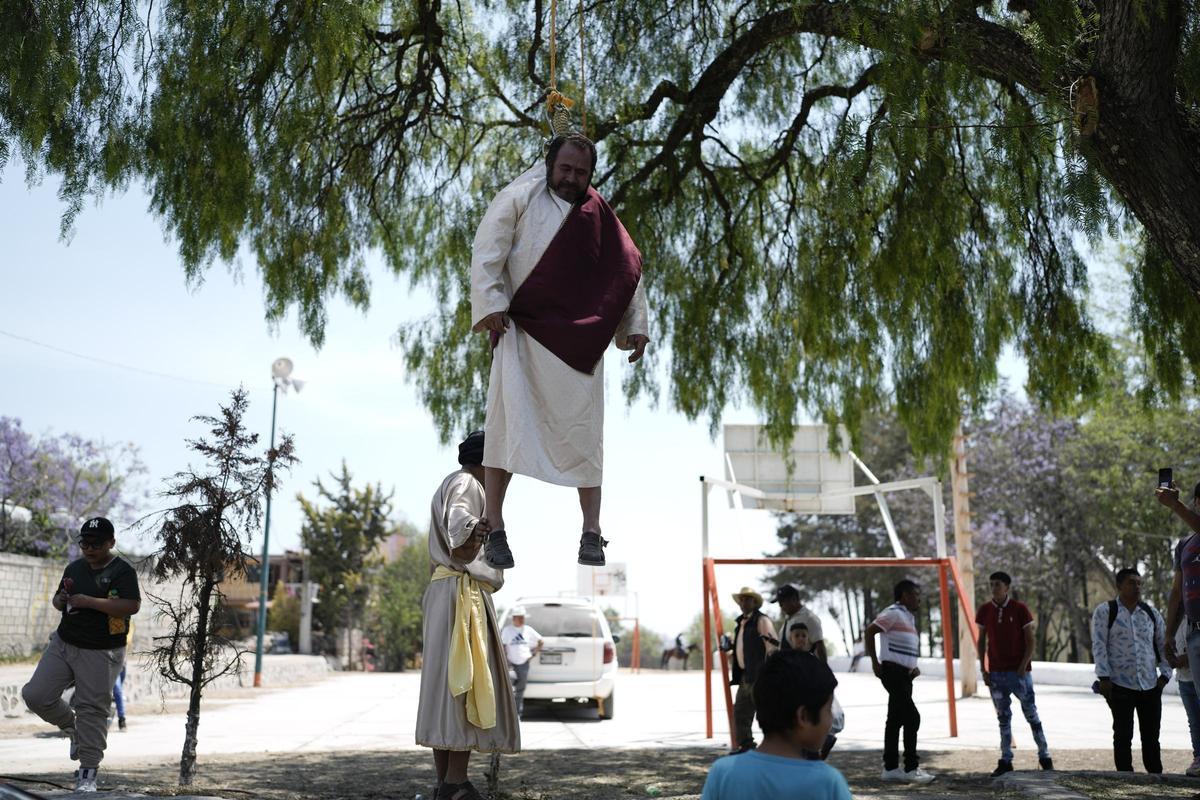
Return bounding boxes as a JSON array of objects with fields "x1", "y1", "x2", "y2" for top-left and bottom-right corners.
[
  {"x1": 577, "y1": 531, "x2": 608, "y2": 566},
  {"x1": 991, "y1": 760, "x2": 1014, "y2": 778},
  {"x1": 484, "y1": 529, "x2": 515, "y2": 569},
  {"x1": 1039, "y1": 757, "x2": 1054, "y2": 771}
]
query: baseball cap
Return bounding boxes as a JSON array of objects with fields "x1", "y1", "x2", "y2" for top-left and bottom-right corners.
[
  {"x1": 511, "y1": 605, "x2": 527, "y2": 616},
  {"x1": 771, "y1": 583, "x2": 801, "y2": 602},
  {"x1": 78, "y1": 517, "x2": 115, "y2": 541}
]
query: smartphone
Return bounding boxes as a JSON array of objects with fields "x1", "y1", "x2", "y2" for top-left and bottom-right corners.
[{"x1": 1159, "y1": 468, "x2": 1174, "y2": 489}]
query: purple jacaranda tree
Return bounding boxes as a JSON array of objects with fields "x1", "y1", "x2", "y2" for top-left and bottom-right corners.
[{"x1": 0, "y1": 417, "x2": 148, "y2": 555}]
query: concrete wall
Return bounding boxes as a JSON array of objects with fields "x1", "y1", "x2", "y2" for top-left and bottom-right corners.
[
  {"x1": 0, "y1": 552, "x2": 204, "y2": 658},
  {"x1": 0, "y1": 553, "x2": 65, "y2": 657},
  {"x1": 0, "y1": 653, "x2": 330, "y2": 720}
]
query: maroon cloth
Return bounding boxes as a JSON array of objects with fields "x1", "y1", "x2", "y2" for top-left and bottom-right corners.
[{"x1": 504, "y1": 186, "x2": 643, "y2": 374}]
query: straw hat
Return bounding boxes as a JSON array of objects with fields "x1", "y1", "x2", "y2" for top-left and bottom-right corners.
[{"x1": 731, "y1": 587, "x2": 764, "y2": 609}]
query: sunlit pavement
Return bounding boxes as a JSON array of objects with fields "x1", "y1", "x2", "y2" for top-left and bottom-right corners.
[{"x1": 1, "y1": 667, "x2": 1190, "y2": 773}]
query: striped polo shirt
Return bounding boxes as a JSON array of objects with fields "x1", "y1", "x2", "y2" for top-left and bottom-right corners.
[{"x1": 874, "y1": 602, "x2": 920, "y2": 669}]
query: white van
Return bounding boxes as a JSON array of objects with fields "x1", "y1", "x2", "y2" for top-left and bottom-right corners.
[{"x1": 501, "y1": 596, "x2": 618, "y2": 719}]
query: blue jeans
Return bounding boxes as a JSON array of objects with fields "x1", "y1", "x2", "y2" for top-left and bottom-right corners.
[
  {"x1": 1178, "y1": 680, "x2": 1200, "y2": 759},
  {"x1": 112, "y1": 666, "x2": 127, "y2": 719},
  {"x1": 989, "y1": 671, "x2": 1049, "y2": 761}
]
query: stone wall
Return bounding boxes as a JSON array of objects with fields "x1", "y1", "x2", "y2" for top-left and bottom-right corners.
[
  {"x1": 0, "y1": 552, "x2": 188, "y2": 658},
  {"x1": 0, "y1": 553, "x2": 65, "y2": 657}
]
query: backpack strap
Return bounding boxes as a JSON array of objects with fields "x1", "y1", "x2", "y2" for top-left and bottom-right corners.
[{"x1": 1107, "y1": 599, "x2": 1161, "y2": 662}]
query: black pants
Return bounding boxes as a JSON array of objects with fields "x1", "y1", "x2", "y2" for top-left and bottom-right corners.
[
  {"x1": 1106, "y1": 684, "x2": 1163, "y2": 773},
  {"x1": 881, "y1": 661, "x2": 920, "y2": 771}
]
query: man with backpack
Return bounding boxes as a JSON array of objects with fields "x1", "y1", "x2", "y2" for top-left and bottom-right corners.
[{"x1": 1091, "y1": 567, "x2": 1171, "y2": 773}]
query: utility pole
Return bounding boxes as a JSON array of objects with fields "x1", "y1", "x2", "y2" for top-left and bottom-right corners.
[{"x1": 951, "y1": 423, "x2": 978, "y2": 697}]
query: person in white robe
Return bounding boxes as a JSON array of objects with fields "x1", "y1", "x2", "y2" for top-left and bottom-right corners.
[
  {"x1": 415, "y1": 431, "x2": 520, "y2": 800},
  {"x1": 470, "y1": 134, "x2": 649, "y2": 570}
]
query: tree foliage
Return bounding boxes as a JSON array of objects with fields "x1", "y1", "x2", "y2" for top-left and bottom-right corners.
[
  {"x1": 267, "y1": 579, "x2": 301, "y2": 648},
  {"x1": 0, "y1": 416, "x2": 147, "y2": 556},
  {"x1": 298, "y1": 461, "x2": 392, "y2": 660},
  {"x1": 7, "y1": 1, "x2": 1200, "y2": 454},
  {"x1": 365, "y1": 526, "x2": 427, "y2": 670},
  {"x1": 141, "y1": 389, "x2": 297, "y2": 784}
]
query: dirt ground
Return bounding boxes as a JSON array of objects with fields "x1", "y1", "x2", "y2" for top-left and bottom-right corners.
[{"x1": 4, "y1": 748, "x2": 1200, "y2": 799}]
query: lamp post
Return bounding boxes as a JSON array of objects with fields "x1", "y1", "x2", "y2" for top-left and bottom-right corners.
[{"x1": 253, "y1": 357, "x2": 304, "y2": 687}]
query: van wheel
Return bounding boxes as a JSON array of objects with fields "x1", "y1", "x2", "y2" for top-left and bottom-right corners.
[{"x1": 596, "y1": 690, "x2": 615, "y2": 720}]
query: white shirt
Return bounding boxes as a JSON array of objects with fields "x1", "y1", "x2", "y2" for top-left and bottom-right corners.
[
  {"x1": 501, "y1": 623, "x2": 543, "y2": 666},
  {"x1": 779, "y1": 606, "x2": 824, "y2": 650},
  {"x1": 1091, "y1": 599, "x2": 1170, "y2": 691},
  {"x1": 873, "y1": 603, "x2": 920, "y2": 670}
]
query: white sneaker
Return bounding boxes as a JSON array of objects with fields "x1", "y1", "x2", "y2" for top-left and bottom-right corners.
[
  {"x1": 1187, "y1": 758, "x2": 1200, "y2": 777},
  {"x1": 905, "y1": 767, "x2": 936, "y2": 784},
  {"x1": 74, "y1": 767, "x2": 98, "y2": 792},
  {"x1": 880, "y1": 767, "x2": 909, "y2": 782}
]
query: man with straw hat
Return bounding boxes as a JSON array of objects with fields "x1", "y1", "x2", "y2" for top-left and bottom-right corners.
[
  {"x1": 721, "y1": 586, "x2": 779, "y2": 754},
  {"x1": 415, "y1": 431, "x2": 520, "y2": 800}
]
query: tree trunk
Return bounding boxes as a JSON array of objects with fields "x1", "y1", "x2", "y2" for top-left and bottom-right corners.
[{"x1": 179, "y1": 576, "x2": 215, "y2": 785}]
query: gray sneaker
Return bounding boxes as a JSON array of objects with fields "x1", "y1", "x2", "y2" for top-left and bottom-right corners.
[
  {"x1": 484, "y1": 529, "x2": 515, "y2": 569},
  {"x1": 577, "y1": 531, "x2": 608, "y2": 566},
  {"x1": 74, "y1": 767, "x2": 98, "y2": 792}
]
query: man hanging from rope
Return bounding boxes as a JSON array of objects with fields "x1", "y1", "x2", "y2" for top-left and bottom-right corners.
[{"x1": 471, "y1": 132, "x2": 650, "y2": 570}]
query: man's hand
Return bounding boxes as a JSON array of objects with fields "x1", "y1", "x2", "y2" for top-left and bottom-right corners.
[
  {"x1": 1167, "y1": 639, "x2": 1179, "y2": 660},
  {"x1": 872, "y1": 660, "x2": 883, "y2": 679},
  {"x1": 1158, "y1": 674, "x2": 1170, "y2": 690},
  {"x1": 473, "y1": 312, "x2": 510, "y2": 335},
  {"x1": 1098, "y1": 678, "x2": 1113, "y2": 699},
  {"x1": 1157, "y1": 482, "x2": 1182, "y2": 508},
  {"x1": 67, "y1": 594, "x2": 95, "y2": 610},
  {"x1": 982, "y1": 670, "x2": 991, "y2": 688},
  {"x1": 911, "y1": 667, "x2": 921, "y2": 679},
  {"x1": 451, "y1": 519, "x2": 490, "y2": 563},
  {"x1": 627, "y1": 334, "x2": 649, "y2": 363},
  {"x1": 1016, "y1": 663, "x2": 1029, "y2": 678}
]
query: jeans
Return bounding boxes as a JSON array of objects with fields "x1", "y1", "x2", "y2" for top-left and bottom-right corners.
[
  {"x1": 1105, "y1": 683, "x2": 1163, "y2": 773},
  {"x1": 1179, "y1": 680, "x2": 1200, "y2": 760},
  {"x1": 510, "y1": 660, "x2": 530, "y2": 715},
  {"x1": 880, "y1": 661, "x2": 920, "y2": 771},
  {"x1": 112, "y1": 666, "x2": 127, "y2": 719},
  {"x1": 988, "y1": 671, "x2": 1050, "y2": 761},
  {"x1": 733, "y1": 682, "x2": 756, "y2": 748}
]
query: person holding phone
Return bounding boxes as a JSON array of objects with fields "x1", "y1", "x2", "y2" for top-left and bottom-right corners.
[{"x1": 725, "y1": 587, "x2": 778, "y2": 754}]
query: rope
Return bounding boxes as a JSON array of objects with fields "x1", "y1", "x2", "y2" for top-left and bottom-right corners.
[
  {"x1": 549, "y1": 0, "x2": 557, "y2": 91},
  {"x1": 577, "y1": 0, "x2": 586, "y2": 134}
]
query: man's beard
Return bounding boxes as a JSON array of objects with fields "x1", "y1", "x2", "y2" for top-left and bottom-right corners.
[{"x1": 549, "y1": 176, "x2": 587, "y2": 203}]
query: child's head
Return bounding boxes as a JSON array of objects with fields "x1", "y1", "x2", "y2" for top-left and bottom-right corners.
[
  {"x1": 753, "y1": 650, "x2": 837, "y2": 752},
  {"x1": 787, "y1": 622, "x2": 810, "y2": 651}
]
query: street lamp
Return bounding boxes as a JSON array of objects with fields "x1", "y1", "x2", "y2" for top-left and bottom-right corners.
[{"x1": 253, "y1": 357, "x2": 304, "y2": 688}]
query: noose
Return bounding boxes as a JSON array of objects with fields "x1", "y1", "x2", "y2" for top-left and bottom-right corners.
[{"x1": 545, "y1": 0, "x2": 586, "y2": 139}]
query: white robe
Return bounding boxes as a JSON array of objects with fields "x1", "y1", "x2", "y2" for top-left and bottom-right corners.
[{"x1": 470, "y1": 165, "x2": 649, "y2": 487}]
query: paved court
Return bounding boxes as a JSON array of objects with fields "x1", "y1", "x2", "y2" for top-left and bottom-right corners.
[{"x1": 2, "y1": 667, "x2": 1192, "y2": 773}]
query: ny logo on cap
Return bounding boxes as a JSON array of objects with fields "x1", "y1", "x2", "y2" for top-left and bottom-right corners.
[{"x1": 88, "y1": 520, "x2": 100, "y2": 529}]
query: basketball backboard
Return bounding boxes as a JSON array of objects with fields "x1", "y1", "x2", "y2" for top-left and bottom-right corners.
[{"x1": 722, "y1": 424, "x2": 856, "y2": 514}]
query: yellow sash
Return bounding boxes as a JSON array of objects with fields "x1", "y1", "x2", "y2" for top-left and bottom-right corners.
[{"x1": 431, "y1": 565, "x2": 496, "y2": 729}]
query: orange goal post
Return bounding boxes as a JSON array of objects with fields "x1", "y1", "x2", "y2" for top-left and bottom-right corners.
[{"x1": 700, "y1": 425, "x2": 981, "y2": 748}]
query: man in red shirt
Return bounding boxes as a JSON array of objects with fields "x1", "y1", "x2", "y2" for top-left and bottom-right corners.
[{"x1": 976, "y1": 571, "x2": 1053, "y2": 777}]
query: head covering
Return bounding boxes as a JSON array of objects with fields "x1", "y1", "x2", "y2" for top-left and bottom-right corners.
[
  {"x1": 511, "y1": 605, "x2": 527, "y2": 617},
  {"x1": 458, "y1": 430, "x2": 485, "y2": 466},
  {"x1": 771, "y1": 583, "x2": 800, "y2": 603},
  {"x1": 732, "y1": 587, "x2": 764, "y2": 609},
  {"x1": 78, "y1": 517, "x2": 115, "y2": 541}
]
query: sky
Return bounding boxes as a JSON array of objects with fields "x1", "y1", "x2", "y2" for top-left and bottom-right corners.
[{"x1": 0, "y1": 156, "x2": 1028, "y2": 647}]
